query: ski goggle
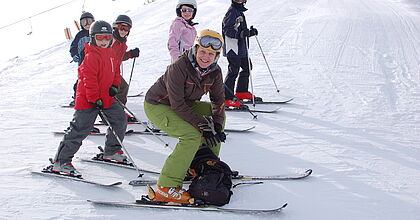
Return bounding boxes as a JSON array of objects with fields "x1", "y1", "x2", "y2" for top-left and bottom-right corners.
[
  {"x1": 199, "y1": 35, "x2": 222, "y2": 51},
  {"x1": 95, "y1": 34, "x2": 113, "y2": 41},
  {"x1": 180, "y1": 8, "x2": 194, "y2": 13},
  {"x1": 81, "y1": 18, "x2": 94, "y2": 27},
  {"x1": 115, "y1": 23, "x2": 131, "y2": 31}
]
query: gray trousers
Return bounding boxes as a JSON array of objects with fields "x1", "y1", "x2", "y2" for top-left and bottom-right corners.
[
  {"x1": 54, "y1": 102, "x2": 127, "y2": 164},
  {"x1": 116, "y1": 77, "x2": 128, "y2": 105}
]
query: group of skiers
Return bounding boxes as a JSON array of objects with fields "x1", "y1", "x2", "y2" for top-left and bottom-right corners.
[{"x1": 50, "y1": 0, "x2": 258, "y2": 205}]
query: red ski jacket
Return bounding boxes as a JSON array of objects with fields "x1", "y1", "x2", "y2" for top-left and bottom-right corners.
[
  {"x1": 75, "y1": 43, "x2": 121, "y2": 110},
  {"x1": 112, "y1": 38, "x2": 128, "y2": 61}
]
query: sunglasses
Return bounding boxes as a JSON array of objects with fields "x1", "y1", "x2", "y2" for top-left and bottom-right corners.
[
  {"x1": 180, "y1": 8, "x2": 194, "y2": 13},
  {"x1": 81, "y1": 18, "x2": 94, "y2": 27},
  {"x1": 115, "y1": 23, "x2": 131, "y2": 31},
  {"x1": 95, "y1": 34, "x2": 113, "y2": 41},
  {"x1": 199, "y1": 35, "x2": 222, "y2": 50}
]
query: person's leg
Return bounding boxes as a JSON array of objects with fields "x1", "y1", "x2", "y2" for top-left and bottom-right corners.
[
  {"x1": 54, "y1": 108, "x2": 98, "y2": 164},
  {"x1": 235, "y1": 57, "x2": 250, "y2": 93},
  {"x1": 144, "y1": 102, "x2": 202, "y2": 187},
  {"x1": 224, "y1": 57, "x2": 241, "y2": 100},
  {"x1": 116, "y1": 77, "x2": 129, "y2": 105},
  {"x1": 103, "y1": 102, "x2": 127, "y2": 155}
]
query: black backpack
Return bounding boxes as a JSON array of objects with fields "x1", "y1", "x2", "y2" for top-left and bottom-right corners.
[{"x1": 188, "y1": 148, "x2": 233, "y2": 206}]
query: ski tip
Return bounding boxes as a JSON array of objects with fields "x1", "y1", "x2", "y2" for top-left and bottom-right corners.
[{"x1": 305, "y1": 169, "x2": 313, "y2": 176}]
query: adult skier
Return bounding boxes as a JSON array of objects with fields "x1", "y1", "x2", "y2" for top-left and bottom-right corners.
[
  {"x1": 168, "y1": 0, "x2": 198, "y2": 62},
  {"x1": 222, "y1": 0, "x2": 259, "y2": 108},
  {"x1": 51, "y1": 21, "x2": 128, "y2": 176},
  {"x1": 144, "y1": 29, "x2": 227, "y2": 204}
]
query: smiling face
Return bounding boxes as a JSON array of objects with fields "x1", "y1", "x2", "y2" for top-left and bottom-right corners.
[
  {"x1": 180, "y1": 5, "x2": 194, "y2": 20},
  {"x1": 195, "y1": 46, "x2": 217, "y2": 69}
]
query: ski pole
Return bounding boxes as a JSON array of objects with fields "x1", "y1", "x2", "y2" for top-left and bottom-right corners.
[
  {"x1": 98, "y1": 109, "x2": 144, "y2": 178},
  {"x1": 245, "y1": 36, "x2": 256, "y2": 107},
  {"x1": 114, "y1": 97, "x2": 170, "y2": 147},
  {"x1": 223, "y1": 84, "x2": 258, "y2": 119},
  {"x1": 254, "y1": 36, "x2": 280, "y2": 93},
  {"x1": 128, "y1": 57, "x2": 136, "y2": 88}
]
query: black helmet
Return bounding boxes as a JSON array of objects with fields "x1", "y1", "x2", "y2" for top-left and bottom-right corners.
[
  {"x1": 80, "y1": 12, "x2": 94, "y2": 20},
  {"x1": 90, "y1": 20, "x2": 113, "y2": 47},
  {"x1": 79, "y1": 12, "x2": 95, "y2": 30},
  {"x1": 232, "y1": 0, "x2": 247, "y2": 5},
  {"x1": 114, "y1": 15, "x2": 132, "y2": 27}
]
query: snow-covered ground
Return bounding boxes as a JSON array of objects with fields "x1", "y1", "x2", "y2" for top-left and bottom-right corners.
[{"x1": 0, "y1": 0, "x2": 419, "y2": 219}]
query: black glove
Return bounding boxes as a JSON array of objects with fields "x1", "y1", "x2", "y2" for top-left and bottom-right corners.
[
  {"x1": 198, "y1": 116, "x2": 223, "y2": 148},
  {"x1": 240, "y1": 28, "x2": 250, "y2": 38},
  {"x1": 72, "y1": 55, "x2": 80, "y2": 63},
  {"x1": 92, "y1": 99, "x2": 103, "y2": 109},
  {"x1": 109, "y1": 85, "x2": 119, "y2": 97},
  {"x1": 214, "y1": 123, "x2": 226, "y2": 143},
  {"x1": 249, "y1": 26, "x2": 258, "y2": 37},
  {"x1": 129, "y1": 48, "x2": 140, "y2": 58}
]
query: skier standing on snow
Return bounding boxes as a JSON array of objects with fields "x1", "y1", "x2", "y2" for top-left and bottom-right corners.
[
  {"x1": 222, "y1": 0, "x2": 260, "y2": 108},
  {"x1": 168, "y1": 0, "x2": 198, "y2": 63},
  {"x1": 51, "y1": 21, "x2": 128, "y2": 176},
  {"x1": 69, "y1": 12, "x2": 95, "y2": 106},
  {"x1": 144, "y1": 29, "x2": 227, "y2": 204},
  {"x1": 111, "y1": 14, "x2": 140, "y2": 122}
]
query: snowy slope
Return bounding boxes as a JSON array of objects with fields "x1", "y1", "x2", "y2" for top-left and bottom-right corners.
[{"x1": 0, "y1": 0, "x2": 419, "y2": 219}]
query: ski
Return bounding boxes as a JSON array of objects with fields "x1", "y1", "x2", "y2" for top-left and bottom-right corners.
[
  {"x1": 54, "y1": 126, "x2": 255, "y2": 136},
  {"x1": 225, "y1": 106, "x2": 281, "y2": 113},
  {"x1": 127, "y1": 92, "x2": 143, "y2": 97},
  {"x1": 242, "y1": 97, "x2": 294, "y2": 104},
  {"x1": 129, "y1": 169, "x2": 312, "y2": 186},
  {"x1": 31, "y1": 168, "x2": 122, "y2": 187},
  {"x1": 80, "y1": 158, "x2": 161, "y2": 175},
  {"x1": 60, "y1": 104, "x2": 74, "y2": 108},
  {"x1": 88, "y1": 197, "x2": 287, "y2": 213}
]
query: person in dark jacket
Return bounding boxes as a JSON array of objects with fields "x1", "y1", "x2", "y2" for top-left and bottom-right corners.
[
  {"x1": 144, "y1": 29, "x2": 226, "y2": 204},
  {"x1": 222, "y1": 0, "x2": 259, "y2": 107},
  {"x1": 68, "y1": 12, "x2": 95, "y2": 106},
  {"x1": 51, "y1": 21, "x2": 127, "y2": 176}
]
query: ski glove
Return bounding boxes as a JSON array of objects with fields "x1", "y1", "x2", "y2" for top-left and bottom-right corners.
[
  {"x1": 128, "y1": 48, "x2": 140, "y2": 58},
  {"x1": 72, "y1": 55, "x2": 80, "y2": 63},
  {"x1": 92, "y1": 99, "x2": 103, "y2": 109},
  {"x1": 109, "y1": 85, "x2": 119, "y2": 97},
  {"x1": 198, "y1": 116, "x2": 225, "y2": 148},
  {"x1": 249, "y1": 26, "x2": 258, "y2": 37},
  {"x1": 214, "y1": 123, "x2": 226, "y2": 143},
  {"x1": 239, "y1": 29, "x2": 250, "y2": 38}
]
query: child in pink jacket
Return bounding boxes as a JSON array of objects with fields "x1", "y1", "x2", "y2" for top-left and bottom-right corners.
[{"x1": 168, "y1": 0, "x2": 198, "y2": 62}]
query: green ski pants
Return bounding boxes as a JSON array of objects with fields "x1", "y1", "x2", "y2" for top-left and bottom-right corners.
[{"x1": 144, "y1": 101, "x2": 224, "y2": 187}]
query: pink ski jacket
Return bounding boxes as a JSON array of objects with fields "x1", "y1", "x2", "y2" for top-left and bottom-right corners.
[{"x1": 168, "y1": 17, "x2": 197, "y2": 62}]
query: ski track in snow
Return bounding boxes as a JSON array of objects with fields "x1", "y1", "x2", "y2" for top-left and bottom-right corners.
[{"x1": 0, "y1": 0, "x2": 419, "y2": 219}]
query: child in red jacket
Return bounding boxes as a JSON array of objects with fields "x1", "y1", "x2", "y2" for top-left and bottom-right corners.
[{"x1": 51, "y1": 20, "x2": 128, "y2": 176}]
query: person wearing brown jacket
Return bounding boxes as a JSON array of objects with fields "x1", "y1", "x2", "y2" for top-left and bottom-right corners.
[{"x1": 144, "y1": 29, "x2": 226, "y2": 204}]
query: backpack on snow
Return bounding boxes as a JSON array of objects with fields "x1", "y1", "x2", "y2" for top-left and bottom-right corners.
[{"x1": 188, "y1": 148, "x2": 233, "y2": 206}]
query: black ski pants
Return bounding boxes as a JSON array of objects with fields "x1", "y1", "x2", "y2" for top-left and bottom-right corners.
[{"x1": 224, "y1": 57, "x2": 250, "y2": 100}]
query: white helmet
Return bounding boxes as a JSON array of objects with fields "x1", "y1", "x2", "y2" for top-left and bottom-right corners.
[
  {"x1": 176, "y1": 0, "x2": 197, "y2": 9},
  {"x1": 176, "y1": 0, "x2": 197, "y2": 20}
]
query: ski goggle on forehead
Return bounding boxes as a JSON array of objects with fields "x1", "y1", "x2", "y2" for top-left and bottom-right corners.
[
  {"x1": 115, "y1": 23, "x2": 131, "y2": 31},
  {"x1": 95, "y1": 34, "x2": 113, "y2": 41},
  {"x1": 199, "y1": 35, "x2": 222, "y2": 51},
  {"x1": 81, "y1": 18, "x2": 94, "y2": 27}
]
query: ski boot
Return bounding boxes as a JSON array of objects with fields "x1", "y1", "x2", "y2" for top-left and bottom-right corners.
[
  {"x1": 235, "y1": 92, "x2": 263, "y2": 102},
  {"x1": 51, "y1": 161, "x2": 81, "y2": 177},
  {"x1": 148, "y1": 184, "x2": 194, "y2": 204}
]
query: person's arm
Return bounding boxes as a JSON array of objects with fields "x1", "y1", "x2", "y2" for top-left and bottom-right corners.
[
  {"x1": 208, "y1": 67, "x2": 226, "y2": 126},
  {"x1": 223, "y1": 10, "x2": 240, "y2": 39},
  {"x1": 167, "y1": 20, "x2": 184, "y2": 61},
  {"x1": 79, "y1": 53, "x2": 101, "y2": 104}
]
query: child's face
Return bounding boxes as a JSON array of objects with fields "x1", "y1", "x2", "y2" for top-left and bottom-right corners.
[
  {"x1": 115, "y1": 23, "x2": 131, "y2": 38},
  {"x1": 94, "y1": 34, "x2": 113, "y2": 48}
]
